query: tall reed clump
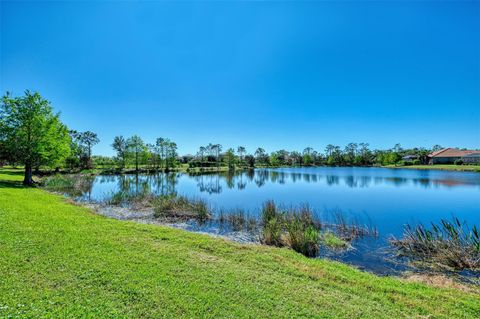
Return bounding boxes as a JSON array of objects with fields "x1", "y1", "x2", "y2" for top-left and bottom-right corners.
[
  {"x1": 153, "y1": 194, "x2": 210, "y2": 221},
  {"x1": 260, "y1": 201, "x2": 284, "y2": 246},
  {"x1": 218, "y1": 209, "x2": 257, "y2": 232},
  {"x1": 283, "y1": 213, "x2": 320, "y2": 257},
  {"x1": 260, "y1": 201, "x2": 320, "y2": 257},
  {"x1": 391, "y1": 218, "x2": 480, "y2": 270}
]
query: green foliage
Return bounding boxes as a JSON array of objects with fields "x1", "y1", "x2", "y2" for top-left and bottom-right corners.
[
  {"x1": 0, "y1": 91, "x2": 71, "y2": 184},
  {"x1": 126, "y1": 135, "x2": 147, "y2": 171},
  {"x1": 454, "y1": 159, "x2": 464, "y2": 165},
  {"x1": 68, "y1": 130, "x2": 100, "y2": 169},
  {"x1": 225, "y1": 148, "x2": 236, "y2": 170},
  {"x1": 112, "y1": 135, "x2": 128, "y2": 168}
]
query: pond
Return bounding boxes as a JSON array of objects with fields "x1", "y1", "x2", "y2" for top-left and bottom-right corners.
[{"x1": 67, "y1": 167, "x2": 480, "y2": 277}]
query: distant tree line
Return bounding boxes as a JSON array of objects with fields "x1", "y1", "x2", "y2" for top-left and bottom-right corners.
[{"x1": 1, "y1": 91, "x2": 472, "y2": 185}]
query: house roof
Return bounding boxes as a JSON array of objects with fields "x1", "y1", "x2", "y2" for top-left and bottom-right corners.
[{"x1": 428, "y1": 148, "x2": 478, "y2": 158}]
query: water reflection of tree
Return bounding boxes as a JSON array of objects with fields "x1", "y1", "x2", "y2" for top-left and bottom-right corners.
[
  {"x1": 150, "y1": 173, "x2": 179, "y2": 196},
  {"x1": 194, "y1": 174, "x2": 223, "y2": 194},
  {"x1": 255, "y1": 170, "x2": 269, "y2": 187}
]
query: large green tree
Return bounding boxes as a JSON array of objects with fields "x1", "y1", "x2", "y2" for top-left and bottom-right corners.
[
  {"x1": 112, "y1": 135, "x2": 128, "y2": 169},
  {"x1": 126, "y1": 135, "x2": 146, "y2": 172},
  {"x1": 0, "y1": 91, "x2": 71, "y2": 185}
]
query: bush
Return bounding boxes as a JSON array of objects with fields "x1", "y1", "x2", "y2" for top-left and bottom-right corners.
[
  {"x1": 412, "y1": 159, "x2": 421, "y2": 165},
  {"x1": 454, "y1": 159, "x2": 463, "y2": 165}
]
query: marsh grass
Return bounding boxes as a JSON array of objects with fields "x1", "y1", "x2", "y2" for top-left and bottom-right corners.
[
  {"x1": 105, "y1": 190, "x2": 157, "y2": 209},
  {"x1": 391, "y1": 218, "x2": 480, "y2": 271},
  {"x1": 259, "y1": 202, "x2": 378, "y2": 256},
  {"x1": 330, "y1": 210, "x2": 378, "y2": 241},
  {"x1": 322, "y1": 232, "x2": 349, "y2": 249},
  {"x1": 41, "y1": 174, "x2": 94, "y2": 197},
  {"x1": 218, "y1": 208, "x2": 258, "y2": 232},
  {"x1": 260, "y1": 201, "x2": 321, "y2": 256},
  {"x1": 153, "y1": 194, "x2": 210, "y2": 221}
]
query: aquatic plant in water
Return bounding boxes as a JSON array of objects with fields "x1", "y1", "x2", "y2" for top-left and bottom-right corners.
[
  {"x1": 41, "y1": 174, "x2": 94, "y2": 197},
  {"x1": 153, "y1": 194, "x2": 210, "y2": 221},
  {"x1": 391, "y1": 218, "x2": 480, "y2": 271}
]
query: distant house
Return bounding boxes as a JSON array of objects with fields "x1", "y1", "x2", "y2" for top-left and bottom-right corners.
[
  {"x1": 428, "y1": 148, "x2": 479, "y2": 164},
  {"x1": 462, "y1": 152, "x2": 480, "y2": 164},
  {"x1": 402, "y1": 155, "x2": 418, "y2": 161}
]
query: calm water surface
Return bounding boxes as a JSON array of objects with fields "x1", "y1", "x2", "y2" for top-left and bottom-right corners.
[{"x1": 75, "y1": 167, "x2": 480, "y2": 276}]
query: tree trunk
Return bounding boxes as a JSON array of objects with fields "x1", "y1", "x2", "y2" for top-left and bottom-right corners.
[{"x1": 24, "y1": 163, "x2": 33, "y2": 186}]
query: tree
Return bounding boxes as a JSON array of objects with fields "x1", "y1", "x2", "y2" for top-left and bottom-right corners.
[
  {"x1": 79, "y1": 131, "x2": 99, "y2": 168},
  {"x1": 254, "y1": 147, "x2": 266, "y2": 165},
  {"x1": 165, "y1": 140, "x2": 177, "y2": 171},
  {"x1": 112, "y1": 136, "x2": 127, "y2": 169},
  {"x1": 156, "y1": 138, "x2": 167, "y2": 169},
  {"x1": 237, "y1": 146, "x2": 246, "y2": 165},
  {"x1": 211, "y1": 144, "x2": 222, "y2": 168},
  {"x1": 197, "y1": 146, "x2": 206, "y2": 163},
  {"x1": 0, "y1": 91, "x2": 71, "y2": 185},
  {"x1": 126, "y1": 135, "x2": 146, "y2": 172},
  {"x1": 226, "y1": 148, "x2": 236, "y2": 170},
  {"x1": 303, "y1": 147, "x2": 314, "y2": 166},
  {"x1": 343, "y1": 143, "x2": 358, "y2": 165},
  {"x1": 325, "y1": 144, "x2": 335, "y2": 158}
]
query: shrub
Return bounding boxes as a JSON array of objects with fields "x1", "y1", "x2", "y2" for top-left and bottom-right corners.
[{"x1": 454, "y1": 159, "x2": 463, "y2": 165}]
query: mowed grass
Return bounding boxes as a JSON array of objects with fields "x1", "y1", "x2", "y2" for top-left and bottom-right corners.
[{"x1": 0, "y1": 170, "x2": 479, "y2": 318}]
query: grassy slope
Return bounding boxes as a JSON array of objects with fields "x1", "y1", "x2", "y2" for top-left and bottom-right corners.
[
  {"x1": 0, "y1": 170, "x2": 479, "y2": 318},
  {"x1": 384, "y1": 164, "x2": 480, "y2": 172}
]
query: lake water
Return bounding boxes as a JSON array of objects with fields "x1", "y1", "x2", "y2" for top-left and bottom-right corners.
[{"x1": 74, "y1": 167, "x2": 480, "y2": 276}]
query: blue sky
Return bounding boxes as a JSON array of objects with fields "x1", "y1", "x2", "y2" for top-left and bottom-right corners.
[{"x1": 1, "y1": 1, "x2": 479, "y2": 156}]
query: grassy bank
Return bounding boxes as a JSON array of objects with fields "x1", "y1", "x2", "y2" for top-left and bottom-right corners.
[
  {"x1": 1, "y1": 169, "x2": 479, "y2": 318},
  {"x1": 384, "y1": 164, "x2": 480, "y2": 172}
]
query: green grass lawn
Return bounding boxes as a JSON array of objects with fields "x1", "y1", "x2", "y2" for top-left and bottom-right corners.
[
  {"x1": 1, "y1": 169, "x2": 479, "y2": 318},
  {"x1": 384, "y1": 164, "x2": 480, "y2": 172}
]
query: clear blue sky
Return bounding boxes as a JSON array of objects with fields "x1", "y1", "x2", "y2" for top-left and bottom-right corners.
[{"x1": 1, "y1": 1, "x2": 479, "y2": 156}]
